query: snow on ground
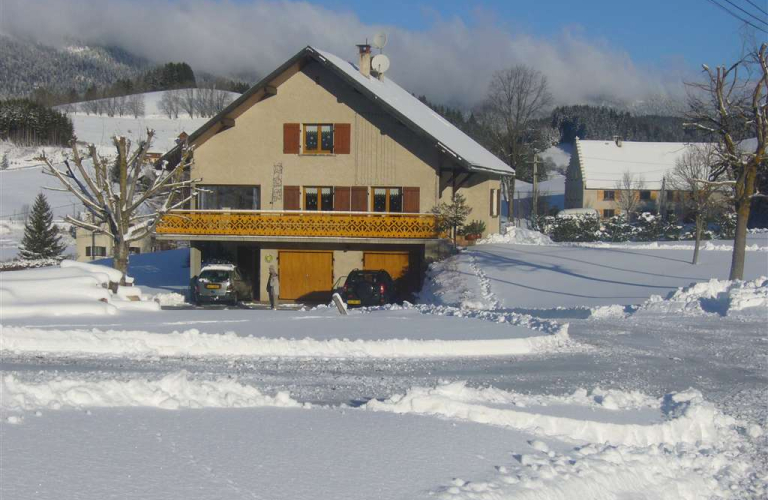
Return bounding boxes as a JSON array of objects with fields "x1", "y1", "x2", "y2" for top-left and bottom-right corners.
[
  {"x1": 0, "y1": 260, "x2": 159, "y2": 318},
  {"x1": 425, "y1": 232, "x2": 768, "y2": 311},
  {"x1": 2, "y1": 239, "x2": 768, "y2": 498}
]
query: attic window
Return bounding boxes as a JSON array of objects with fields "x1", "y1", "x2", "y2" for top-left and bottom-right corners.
[{"x1": 304, "y1": 124, "x2": 333, "y2": 154}]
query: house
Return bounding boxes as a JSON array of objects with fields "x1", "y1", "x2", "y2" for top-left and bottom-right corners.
[
  {"x1": 155, "y1": 44, "x2": 513, "y2": 302},
  {"x1": 75, "y1": 224, "x2": 152, "y2": 262},
  {"x1": 565, "y1": 137, "x2": 705, "y2": 218}
]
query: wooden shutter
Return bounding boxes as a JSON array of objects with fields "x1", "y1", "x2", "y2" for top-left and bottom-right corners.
[
  {"x1": 334, "y1": 123, "x2": 351, "y2": 154},
  {"x1": 284, "y1": 186, "x2": 300, "y2": 210},
  {"x1": 334, "y1": 186, "x2": 351, "y2": 211},
  {"x1": 351, "y1": 186, "x2": 368, "y2": 212},
  {"x1": 283, "y1": 123, "x2": 300, "y2": 154},
  {"x1": 597, "y1": 189, "x2": 603, "y2": 201},
  {"x1": 497, "y1": 188, "x2": 501, "y2": 217},
  {"x1": 490, "y1": 189, "x2": 498, "y2": 216},
  {"x1": 403, "y1": 187, "x2": 420, "y2": 213}
]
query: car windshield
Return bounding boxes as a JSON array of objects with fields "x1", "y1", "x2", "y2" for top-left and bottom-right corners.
[{"x1": 199, "y1": 270, "x2": 231, "y2": 282}]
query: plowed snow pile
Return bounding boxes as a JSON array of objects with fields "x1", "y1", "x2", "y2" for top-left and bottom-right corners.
[
  {"x1": 0, "y1": 260, "x2": 159, "y2": 318},
  {"x1": 478, "y1": 227, "x2": 553, "y2": 245},
  {"x1": 639, "y1": 276, "x2": 768, "y2": 316}
]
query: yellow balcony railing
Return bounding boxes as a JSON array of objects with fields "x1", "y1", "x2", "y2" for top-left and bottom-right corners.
[{"x1": 156, "y1": 210, "x2": 441, "y2": 239}]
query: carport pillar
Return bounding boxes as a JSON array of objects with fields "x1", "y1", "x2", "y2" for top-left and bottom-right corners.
[{"x1": 190, "y1": 244, "x2": 202, "y2": 278}]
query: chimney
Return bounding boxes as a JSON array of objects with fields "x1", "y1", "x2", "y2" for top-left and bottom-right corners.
[
  {"x1": 357, "y1": 43, "x2": 372, "y2": 78},
  {"x1": 613, "y1": 135, "x2": 623, "y2": 147}
]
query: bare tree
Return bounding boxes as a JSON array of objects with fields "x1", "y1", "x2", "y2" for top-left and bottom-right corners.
[
  {"x1": 180, "y1": 88, "x2": 197, "y2": 118},
  {"x1": 686, "y1": 43, "x2": 767, "y2": 279},
  {"x1": 669, "y1": 145, "x2": 725, "y2": 264},
  {"x1": 126, "y1": 94, "x2": 146, "y2": 119},
  {"x1": 37, "y1": 130, "x2": 199, "y2": 282},
  {"x1": 159, "y1": 90, "x2": 181, "y2": 119},
  {"x1": 615, "y1": 171, "x2": 645, "y2": 220},
  {"x1": 475, "y1": 65, "x2": 553, "y2": 194}
]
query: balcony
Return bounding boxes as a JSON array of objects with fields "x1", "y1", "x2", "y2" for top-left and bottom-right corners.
[{"x1": 155, "y1": 210, "x2": 441, "y2": 240}]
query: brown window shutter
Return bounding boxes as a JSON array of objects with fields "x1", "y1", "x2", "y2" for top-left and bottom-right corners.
[
  {"x1": 490, "y1": 189, "x2": 495, "y2": 216},
  {"x1": 334, "y1": 123, "x2": 351, "y2": 154},
  {"x1": 283, "y1": 123, "x2": 300, "y2": 154},
  {"x1": 334, "y1": 186, "x2": 351, "y2": 211},
  {"x1": 284, "y1": 186, "x2": 300, "y2": 210},
  {"x1": 403, "y1": 187, "x2": 420, "y2": 213},
  {"x1": 497, "y1": 188, "x2": 501, "y2": 217},
  {"x1": 350, "y1": 186, "x2": 368, "y2": 212},
  {"x1": 597, "y1": 189, "x2": 603, "y2": 200}
]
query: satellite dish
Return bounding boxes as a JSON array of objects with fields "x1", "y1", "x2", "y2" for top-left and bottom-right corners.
[
  {"x1": 372, "y1": 32, "x2": 388, "y2": 50},
  {"x1": 371, "y1": 54, "x2": 390, "y2": 74}
]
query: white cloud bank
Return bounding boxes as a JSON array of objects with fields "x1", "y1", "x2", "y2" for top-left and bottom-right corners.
[{"x1": 2, "y1": 0, "x2": 689, "y2": 107}]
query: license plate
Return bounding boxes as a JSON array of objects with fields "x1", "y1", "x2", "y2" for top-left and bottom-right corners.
[
  {"x1": 205, "y1": 284, "x2": 221, "y2": 289},
  {"x1": 347, "y1": 299, "x2": 361, "y2": 304}
]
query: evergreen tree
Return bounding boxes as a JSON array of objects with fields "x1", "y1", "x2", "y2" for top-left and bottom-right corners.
[
  {"x1": 431, "y1": 194, "x2": 472, "y2": 247},
  {"x1": 19, "y1": 193, "x2": 65, "y2": 260},
  {"x1": 1, "y1": 152, "x2": 8, "y2": 170}
]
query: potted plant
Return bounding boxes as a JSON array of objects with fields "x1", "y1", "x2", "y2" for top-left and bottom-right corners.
[{"x1": 460, "y1": 220, "x2": 486, "y2": 242}]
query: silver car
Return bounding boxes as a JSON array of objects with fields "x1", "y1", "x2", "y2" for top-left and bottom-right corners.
[{"x1": 192, "y1": 264, "x2": 253, "y2": 306}]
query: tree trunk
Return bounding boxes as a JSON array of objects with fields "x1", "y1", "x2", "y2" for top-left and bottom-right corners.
[
  {"x1": 692, "y1": 215, "x2": 702, "y2": 265},
  {"x1": 728, "y1": 198, "x2": 750, "y2": 280},
  {"x1": 113, "y1": 239, "x2": 129, "y2": 286}
]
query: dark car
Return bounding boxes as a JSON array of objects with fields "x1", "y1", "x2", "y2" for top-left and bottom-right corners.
[
  {"x1": 191, "y1": 264, "x2": 253, "y2": 306},
  {"x1": 341, "y1": 270, "x2": 397, "y2": 307}
]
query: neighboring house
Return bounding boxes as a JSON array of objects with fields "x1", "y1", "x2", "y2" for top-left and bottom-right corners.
[
  {"x1": 565, "y1": 137, "x2": 705, "y2": 218},
  {"x1": 155, "y1": 44, "x2": 513, "y2": 302},
  {"x1": 75, "y1": 224, "x2": 152, "y2": 262}
]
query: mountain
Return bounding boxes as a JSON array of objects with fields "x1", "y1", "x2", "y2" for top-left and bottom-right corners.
[{"x1": 0, "y1": 35, "x2": 149, "y2": 98}]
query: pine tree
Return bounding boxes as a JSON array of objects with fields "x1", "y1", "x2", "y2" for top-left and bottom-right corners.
[
  {"x1": 19, "y1": 193, "x2": 65, "y2": 260},
  {"x1": 1, "y1": 152, "x2": 8, "y2": 170}
]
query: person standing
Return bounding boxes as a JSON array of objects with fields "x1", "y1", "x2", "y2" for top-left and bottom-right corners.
[{"x1": 267, "y1": 265, "x2": 280, "y2": 310}]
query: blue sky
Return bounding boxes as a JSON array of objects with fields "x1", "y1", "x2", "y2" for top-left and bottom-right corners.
[{"x1": 311, "y1": 0, "x2": 762, "y2": 68}]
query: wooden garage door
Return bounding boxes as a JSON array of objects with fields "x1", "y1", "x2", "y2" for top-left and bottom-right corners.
[
  {"x1": 364, "y1": 252, "x2": 410, "y2": 280},
  {"x1": 278, "y1": 251, "x2": 333, "y2": 301}
]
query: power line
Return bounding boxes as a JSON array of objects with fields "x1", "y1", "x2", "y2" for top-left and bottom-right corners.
[
  {"x1": 705, "y1": 0, "x2": 768, "y2": 34},
  {"x1": 744, "y1": 0, "x2": 768, "y2": 17},
  {"x1": 721, "y1": 0, "x2": 768, "y2": 26}
]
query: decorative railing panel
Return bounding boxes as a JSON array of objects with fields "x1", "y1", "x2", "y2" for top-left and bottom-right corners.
[{"x1": 156, "y1": 210, "x2": 440, "y2": 239}]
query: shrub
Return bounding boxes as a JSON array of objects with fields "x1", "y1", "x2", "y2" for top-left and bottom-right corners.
[{"x1": 459, "y1": 220, "x2": 486, "y2": 236}]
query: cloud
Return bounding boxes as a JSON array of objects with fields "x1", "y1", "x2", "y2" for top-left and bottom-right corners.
[{"x1": 2, "y1": 0, "x2": 688, "y2": 107}]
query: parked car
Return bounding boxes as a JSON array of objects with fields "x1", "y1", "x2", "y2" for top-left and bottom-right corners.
[
  {"x1": 191, "y1": 264, "x2": 253, "y2": 306},
  {"x1": 340, "y1": 269, "x2": 397, "y2": 307}
]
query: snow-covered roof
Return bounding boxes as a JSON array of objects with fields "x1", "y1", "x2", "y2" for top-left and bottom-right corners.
[
  {"x1": 311, "y1": 48, "x2": 512, "y2": 175},
  {"x1": 575, "y1": 138, "x2": 707, "y2": 190}
]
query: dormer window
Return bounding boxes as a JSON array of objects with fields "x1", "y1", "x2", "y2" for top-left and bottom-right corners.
[{"x1": 304, "y1": 124, "x2": 334, "y2": 154}]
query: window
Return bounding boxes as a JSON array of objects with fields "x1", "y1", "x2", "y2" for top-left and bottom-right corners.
[
  {"x1": 640, "y1": 190, "x2": 652, "y2": 201},
  {"x1": 129, "y1": 247, "x2": 141, "y2": 255},
  {"x1": 602, "y1": 209, "x2": 615, "y2": 218},
  {"x1": 304, "y1": 187, "x2": 334, "y2": 211},
  {"x1": 85, "y1": 246, "x2": 107, "y2": 257},
  {"x1": 198, "y1": 185, "x2": 260, "y2": 210},
  {"x1": 490, "y1": 188, "x2": 500, "y2": 217},
  {"x1": 304, "y1": 124, "x2": 334, "y2": 154},
  {"x1": 603, "y1": 190, "x2": 615, "y2": 201},
  {"x1": 372, "y1": 187, "x2": 403, "y2": 213}
]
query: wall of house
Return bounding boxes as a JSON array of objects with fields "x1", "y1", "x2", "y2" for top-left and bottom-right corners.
[
  {"x1": 75, "y1": 227, "x2": 152, "y2": 262},
  {"x1": 437, "y1": 171, "x2": 502, "y2": 236},
  {"x1": 193, "y1": 60, "x2": 443, "y2": 213}
]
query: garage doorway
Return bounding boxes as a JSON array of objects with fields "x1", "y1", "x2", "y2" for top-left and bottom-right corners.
[
  {"x1": 278, "y1": 251, "x2": 333, "y2": 302},
  {"x1": 363, "y1": 251, "x2": 418, "y2": 297}
]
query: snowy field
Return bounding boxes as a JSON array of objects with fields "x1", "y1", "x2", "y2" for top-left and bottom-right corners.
[
  {"x1": 2, "y1": 233, "x2": 768, "y2": 498},
  {"x1": 0, "y1": 91, "x2": 216, "y2": 261}
]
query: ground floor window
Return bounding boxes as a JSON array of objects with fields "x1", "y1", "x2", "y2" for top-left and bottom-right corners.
[
  {"x1": 85, "y1": 246, "x2": 107, "y2": 257},
  {"x1": 304, "y1": 187, "x2": 334, "y2": 211},
  {"x1": 129, "y1": 247, "x2": 141, "y2": 255},
  {"x1": 372, "y1": 187, "x2": 403, "y2": 213},
  {"x1": 602, "y1": 209, "x2": 615, "y2": 218},
  {"x1": 198, "y1": 185, "x2": 260, "y2": 210}
]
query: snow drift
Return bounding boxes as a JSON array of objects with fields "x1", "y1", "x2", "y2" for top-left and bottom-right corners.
[
  {"x1": 0, "y1": 260, "x2": 159, "y2": 318},
  {"x1": 639, "y1": 276, "x2": 768, "y2": 316}
]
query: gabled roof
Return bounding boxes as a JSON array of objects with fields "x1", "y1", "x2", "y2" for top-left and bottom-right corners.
[
  {"x1": 164, "y1": 46, "x2": 513, "y2": 176},
  {"x1": 574, "y1": 138, "x2": 707, "y2": 190}
]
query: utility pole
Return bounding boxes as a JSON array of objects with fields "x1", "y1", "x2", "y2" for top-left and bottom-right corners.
[{"x1": 531, "y1": 153, "x2": 539, "y2": 220}]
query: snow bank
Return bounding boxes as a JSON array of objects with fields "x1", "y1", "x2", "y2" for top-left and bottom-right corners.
[
  {"x1": 150, "y1": 292, "x2": 187, "y2": 306},
  {"x1": 1, "y1": 371, "x2": 303, "y2": 411},
  {"x1": 567, "y1": 240, "x2": 768, "y2": 252},
  {"x1": 478, "y1": 227, "x2": 553, "y2": 246},
  {"x1": 639, "y1": 277, "x2": 768, "y2": 316},
  {"x1": 0, "y1": 315, "x2": 568, "y2": 358},
  {"x1": 0, "y1": 260, "x2": 159, "y2": 319},
  {"x1": 366, "y1": 381, "x2": 735, "y2": 447}
]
